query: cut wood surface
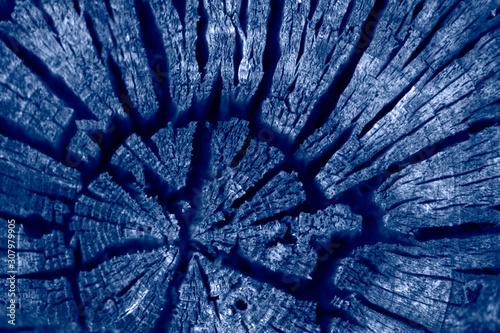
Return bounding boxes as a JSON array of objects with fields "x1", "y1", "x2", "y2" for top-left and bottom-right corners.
[{"x1": 0, "y1": 0, "x2": 498, "y2": 332}]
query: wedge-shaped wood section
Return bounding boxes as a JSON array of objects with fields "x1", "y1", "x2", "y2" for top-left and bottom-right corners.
[
  {"x1": 331, "y1": 234, "x2": 500, "y2": 332},
  {"x1": 0, "y1": 42, "x2": 74, "y2": 154},
  {"x1": 168, "y1": 255, "x2": 321, "y2": 332},
  {"x1": 151, "y1": 121, "x2": 196, "y2": 191},
  {"x1": 193, "y1": 118, "x2": 286, "y2": 237},
  {"x1": 82, "y1": 0, "x2": 159, "y2": 121},
  {"x1": 78, "y1": 247, "x2": 178, "y2": 332},
  {"x1": 375, "y1": 125, "x2": 499, "y2": 233},
  {"x1": 0, "y1": 222, "x2": 72, "y2": 275},
  {"x1": 0, "y1": 0, "x2": 123, "y2": 121},
  {"x1": 70, "y1": 172, "x2": 178, "y2": 264}
]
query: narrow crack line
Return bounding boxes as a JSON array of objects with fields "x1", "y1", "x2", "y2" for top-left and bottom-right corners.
[
  {"x1": 268, "y1": 323, "x2": 286, "y2": 333},
  {"x1": 65, "y1": 194, "x2": 87, "y2": 329},
  {"x1": 229, "y1": 133, "x2": 253, "y2": 168},
  {"x1": 403, "y1": 0, "x2": 461, "y2": 68},
  {"x1": 73, "y1": 0, "x2": 81, "y2": 15},
  {"x1": 80, "y1": 238, "x2": 168, "y2": 272},
  {"x1": 337, "y1": 117, "x2": 500, "y2": 190},
  {"x1": 230, "y1": 161, "x2": 284, "y2": 210},
  {"x1": 338, "y1": 0, "x2": 356, "y2": 37},
  {"x1": 0, "y1": 212, "x2": 64, "y2": 237},
  {"x1": 353, "y1": 113, "x2": 436, "y2": 175},
  {"x1": 103, "y1": 0, "x2": 114, "y2": 20},
  {"x1": 134, "y1": 0, "x2": 177, "y2": 133},
  {"x1": 356, "y1": 294, "x2": 433, "y2": 332},
  {"x1": 106, "y1": 54, "x2": 142, "y2": 128},
  {"x1": 239, "y1": 0, "x2": 248, "y2": 33},
  {"x1": 453, "y1": 267, "x2": 500, "y2": 275},
  {"x1": 152, "y1": 208, "x2": 192, "y2": 333},
  {"x1": 249, "y1": 200, "x2": 310, "y2": 227},
  {"x1": 410, "y1": 0, "x2": 425, "y2": 23},
  {"x1": 32, "y1": 0, "x2": 63, "y2": 48},
  {"x1": 184, "y1": 122, "x2": 211, "y2": 198},
  {"x1": 413, "y1": 222, "x2": 500, "y2": 242},
  {"x1": 171, "y1": 0, "x2": 186, "y2": 28},
  {"x1": 358, "y1": 68, "x2": 428, "y2": 140},
  {"x1": 296, "y1": 16, "x2": 308, "y2": 65},
  {"x1": 296, "y1": 124, "x2": 355, "y2": 181},
  {"x1": 382, "y1": 118, "x2": 500, "y2": 180},
  {"x1": 117, "y1": 271, "x2": 147, "y2": 297},
  {"x1": 84, "y1": 11, "x2": 103, "y2": 59},
  {"x1": 195, "y1": 255, "x2": 221, "y2": 320}
]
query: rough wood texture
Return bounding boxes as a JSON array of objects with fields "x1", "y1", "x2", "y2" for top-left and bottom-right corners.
[
  {"x1": 78, "y1": 248, "x2": 178, "y2": 332},
  {"x1": 168, "y1": 255, "x2": 320, "y2": 333},
  {"x1": 0, "y1": 0, "x2": 498, "y2": 332},
  {"x1": 331, "y1": 234, "x2": 500, "y2": 332}
]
